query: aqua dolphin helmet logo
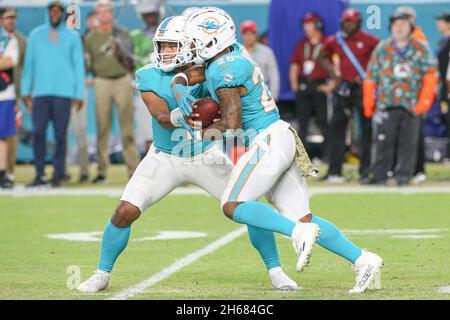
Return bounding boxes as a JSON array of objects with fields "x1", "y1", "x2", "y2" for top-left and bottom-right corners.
[
  {"x1": 157, "y1": 17, "x2": 173, "y2": 37},
  {"x1": 197, "y1": 16, "x2": 225, "y2": 34}
]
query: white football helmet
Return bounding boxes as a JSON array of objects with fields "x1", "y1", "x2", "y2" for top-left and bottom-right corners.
[
  {"x1": 181, "y1": 6, "x2": 200, "y2": 18},
  {"x1": 183, "y1": 7, "x2": 237, "y2": 64},
  {"x1": 151, "y1": 16, "x2": 193, "y2": 72}
]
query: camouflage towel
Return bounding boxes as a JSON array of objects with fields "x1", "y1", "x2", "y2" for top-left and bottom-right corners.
[{"x1": 288, "y1": 126, "x2": 319, "y2": 177}]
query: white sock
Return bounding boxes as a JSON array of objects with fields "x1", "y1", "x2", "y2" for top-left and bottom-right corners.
[{"x1": 268, "y1": 266, "x2": 282, "y2": 277}]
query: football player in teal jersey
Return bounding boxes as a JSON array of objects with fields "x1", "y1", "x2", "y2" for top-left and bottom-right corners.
[
  {"x1": 172, "y1": 7, "x2": 383, "y2": 293},
  {"x1": 77, "y1": 15, "x2": 299, "y2": 293}
]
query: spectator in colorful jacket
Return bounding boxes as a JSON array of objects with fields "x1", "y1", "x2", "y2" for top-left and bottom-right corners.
[
  {"x1": 363, "y1": 12, "x2": 438, "y2": 186},
  {"x1": 393, "y1": 6, "x2": 430, "y2": 183},
  {"x1": 21, "y1": 0, "x2": 85, "y2": 188}
]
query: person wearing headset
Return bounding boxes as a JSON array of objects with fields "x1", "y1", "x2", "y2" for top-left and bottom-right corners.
[{"x1": 290, "y1": 12, "x2": 329, "y2": 161}]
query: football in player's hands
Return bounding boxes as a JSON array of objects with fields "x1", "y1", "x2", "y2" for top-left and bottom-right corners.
[{"x1": 192, "y1": 98, "x2": 221, "y2": 128}]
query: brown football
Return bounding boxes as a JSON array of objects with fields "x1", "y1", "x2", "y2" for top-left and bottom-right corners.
[{"x1": 194, "y1": 98, "x2": 221, "y2": 128}]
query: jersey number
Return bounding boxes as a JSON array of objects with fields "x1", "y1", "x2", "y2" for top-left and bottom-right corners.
[{"x1": 252, "y1": 66, "x2": 276, "y2": 113}]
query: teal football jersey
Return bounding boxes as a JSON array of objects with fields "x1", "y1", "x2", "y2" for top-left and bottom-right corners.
[
  {"x1": 205, "y1": 43, "x2": 280, "y2": 132},
  {"x1": 135, "y1": 64, "x2": 213, "y2": 157}
]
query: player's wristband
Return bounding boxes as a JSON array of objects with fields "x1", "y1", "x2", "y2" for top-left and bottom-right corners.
[
  {"x1": 171, "y1": 73, "x2": 189, "y2": 87},
  {"x1": 170, "y1": 108, "x2": 183, "y2": 127}
]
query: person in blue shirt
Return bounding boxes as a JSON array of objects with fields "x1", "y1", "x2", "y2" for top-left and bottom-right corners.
[
  {"x1": 21, "y1": 0, "x2": 85, "y2": 188},
  {"x1": 173, "y1": 7, "x2": 383, "y2": 293},
  {"x1": 77, "y1": 15, "x2": 298, "y2": 294}
]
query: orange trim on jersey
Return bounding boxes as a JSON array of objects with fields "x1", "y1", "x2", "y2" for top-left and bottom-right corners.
[
  {"x1": 234, "y1": 134, "x2": 272, "y2": 201},
  {"x1": 227, "y1": 134, "x2": 272, "y2": 202},
  {"x1": 227, "y1": 145, "x2": 260, "y2": 203}
]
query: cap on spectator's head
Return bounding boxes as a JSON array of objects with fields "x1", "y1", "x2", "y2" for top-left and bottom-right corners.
[
  {"x1": 302, "y1": 12, "x2": 324, "y2": 30},
  {"x1": 240, "y1": 20, "x2": 257, "y2": 34},
  {"x1": 390, "y1": 12, "x2": 412, "y2": 24},
  {"x1": 136, "y1": 0, "x2": 162, "y2": 15},
  {"x1": 394, "y1": 6, "x2": 417, "y2": 19},
  {"x1": 341, "y1": 8, "x2": 361, "y2": 22},
  {"x1": 389, "y1": 11, "x2": 415, "y2": 33},
  {"x1": 2, "y1": 7, "x2": 16, "y2": 18},
  {"x1": 436, "y1": 12, "x2": 450, "y2": 23}
]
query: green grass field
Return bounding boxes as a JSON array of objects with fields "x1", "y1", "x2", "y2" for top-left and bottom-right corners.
[
  {"x1": 1, "y1": 176, "x2": 450, "y2": 299},
  {"x1": 11, "y1": 162, "x2": 450, "y2": 187}
]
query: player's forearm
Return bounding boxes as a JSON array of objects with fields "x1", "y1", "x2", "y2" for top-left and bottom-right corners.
[
  {"x1": 198, "y1": 87, "x2": 243, "y2": 141},
  {"x1": 154, "y1": 111, "x2": 176, "y2": 129},
  {"x1": 184, "y1": 65, "x2": 206, "y2": 86},
  {"x1": 171, "y1": 65, "x2": 206, "y2": 88},
  {"x1": 141, "y1": 91, "x2": 180, "y2": 129}
]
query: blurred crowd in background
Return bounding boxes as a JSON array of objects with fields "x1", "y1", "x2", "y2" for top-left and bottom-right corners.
[{"x1": 0, "y1": 0, "x2": 449, "y2": 189}]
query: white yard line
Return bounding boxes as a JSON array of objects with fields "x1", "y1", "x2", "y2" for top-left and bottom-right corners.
[
  {"x1": 3, "y1": 185, "x2": 450, "y2": 197},
  {"x1": 0, "y1": 186, "x2": 209, "y2": 197},
  {"x1": 437, "y1": 286, "x2": 450, "y2": 294},
  {"x1": 108, "y1": 226, "x2": 247, "y2": 300},
  {"x1": 307, "y1": 186, "x2": 450, "y2": 195}
]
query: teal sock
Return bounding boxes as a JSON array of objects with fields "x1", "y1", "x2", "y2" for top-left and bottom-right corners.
[
  {"x1": 247, "y1": 225, "x2": 281, "y2": 270},
  {"x1": 98, "y1": 220, "x2": 131, "y2": 272},
  {"x1": 233, "y1": 201, "x2": 296, "y2": 237},
  {"x1": 311, "y1": 214, "x2": 362, "y2": 263}
]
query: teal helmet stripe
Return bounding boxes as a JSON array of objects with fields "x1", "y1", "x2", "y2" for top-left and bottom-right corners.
[{"x1": 158, "y1": 17, "x2": 174, "y2": 35}]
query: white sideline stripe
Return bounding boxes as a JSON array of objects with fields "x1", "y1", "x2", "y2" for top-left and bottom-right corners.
[
  {"x1": 437, "y1": 286, "x2": 450, "y2": 294},
  {"x1": 3, "y1": 185, "x2": 450, "y2": 197},
  {"x1": 108, "y1": 227, "x2": 247, "y2": 300},
  {"x1": 307, "y1": 186, "x2": 450, "y2": 195},
  {"x1": 342, "y1": 228, "x2": 449, "y2": 235},
  {"x1": 0, "y1": 186, "x2": 209, "y2": 197},
  {"x1": 391, "y1": 235, "x2": 445, "y2": 239}
]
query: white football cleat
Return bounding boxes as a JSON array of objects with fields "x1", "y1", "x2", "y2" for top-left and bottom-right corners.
[
  {"x1": 269, "y1": 267, "x2": 300, "y2": 291},
  {"x1": 349, "y1": 250, "x2": 383, "y2": 294},
  {"x1": 77, "y1": 270, "x2": 110, "y2": 293},
  {"x1": 291, "y1": 223, "x2": 321, "y2": 272}
]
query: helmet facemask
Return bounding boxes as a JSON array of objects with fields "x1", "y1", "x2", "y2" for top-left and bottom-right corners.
[{"x1": 151, "y1": 16, "x2": 194, "y2": 72}]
